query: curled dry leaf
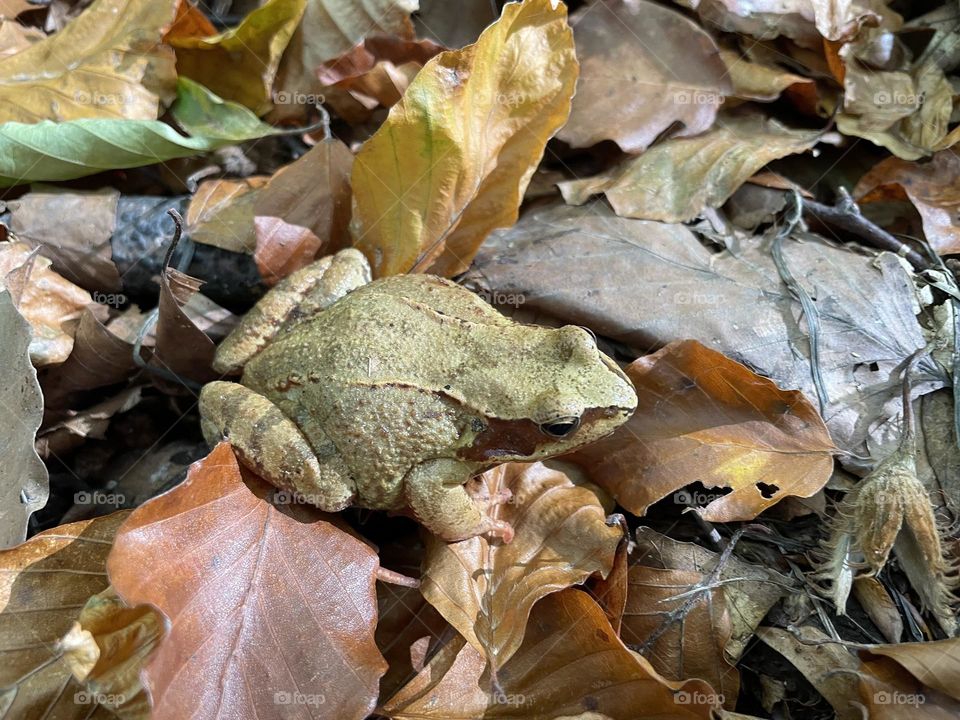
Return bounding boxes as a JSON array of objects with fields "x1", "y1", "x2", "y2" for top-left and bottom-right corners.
[
  {"x1": 350, "y1": 0, "x2": 577, "y2": 277},
  {"x1": 382, "y1": 589, "x2": 720, "y2": 719},
  {"x1": 719, "y1": 48, "x2": 813, "y2": 101},
  {"x1": 419, "y1": 463, "x2": 621, "y2": 671},
  {"x1": 860, "y1": 639, "x2": 960, "y2": 701},
  {"x1": 170, "y1": 0, "x2": 306, "y2": 115},
  {"x1": 0, "y1": 511, "x2": 130, "y2": 718},
  {"x1": 0, "y1": 242, "x2": 93, "y2": 366},
  {"x1": 107, "y1": 443, "x2": 387, "y2": 720},
  {"x1": 855, "y1": 151, "x2": 960, "y2": 256},
  {"x1": 557, "y1": 0, "x2": 731, "y2": 152},
  {"x1": 0, "y1": 291, "x2": 47, "y2": 548},
  {"x1": 570, "y1": 340, "x2": 836, "y2": 521},
  {"x1": 185, "y1": 176, "x2": 269, "y2": 253},
  {"x1": 271, "y1": 0, "x2": 418, "y2": 121},
  {"x1": 559, "y1": 114, "x2": 822, "y2": 223},
  {"x1": 150, "y1": 267, "x2": 218, "y2": 385},
  {"x1": 0, "y1": 0, "x2": 177, "y2": 123}
]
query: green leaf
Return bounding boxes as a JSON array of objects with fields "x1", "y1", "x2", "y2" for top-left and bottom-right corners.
[{"x1": 0, "y1": 79, "x2": 281, "y2": 187}]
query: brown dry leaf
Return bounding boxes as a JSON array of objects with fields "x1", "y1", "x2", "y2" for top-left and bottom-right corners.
[
  {"x1": 861, "y1": 639, "x2": 960, "y2": 701},
  {"x1": 855, "y1": 652, "x2": 960, "y2": 718},
  {"x1": 150, "y1": 267, "x2": 218, "y2": 385},
  {"x1": 8, "y1": 187, "x2": 122, "y2": 293},
  {"x1": 719, "y1": 48, "x2": 813, "y2": 101},
  {"x1": 350, "y1": 0, "x2": 577, "y2": 277},
  {"x1": 170, "y1": 0, "x2": 306, "y2": 115},
  {"x1": 680, "y1": 0, "x2": 894, "y2": 44},
  {"x1": 382, "y1": 589, "x2": 721, "y2": 719},
  {"x1": 622, "y1": 527, "x2": 791, "y2": 709},
  {"x1": 0, "y1": 0, "x2": 32, "y2": 20},
  {"x1": 36, "y1": 387, "x2": 142, "y2": 460},
  {"x1": 270, "y1": 0, "x2": 417, "y2": 121},
  {"x1": 163, "y1": 0, "x2": 215, "y2": 42},
  {"x1": 0, "y1": 20, "x2": 42, "y2": 58},
  {"x1": 465, "y1": 201, "x2": 930, "y2": 466},
  {"x1": 39, "y1": 309, "x2": 141, "y2": 410},
  {"x1": 855, "y1": 151, "x2": 960, "y2": 256},
  {"x1": 185, "y1": 176, "x2": 269, "y2": 253},
  {"x1": 0, "y1": 511, "x2": 130, "y2": 719},
  {"x1": 315, "y1": 36, "x2": 443, "y2": 123},
  {"x1": 420, "y1": 463, "x2": 621, "y2": 671},
  {"x1": 0, "y1": 242, "x2": 93, "y2": 366},
  {"x1": 570, "y1": 340, "x2": 835, "y2": 521},
  {"x1": 0, "y1": 290, "x2": 47, "y2": 548},
  {"x1": 107, "y1": 443, "x2": 387, "y2": 720},
  {"x1": 853, "y1": 577, "x2": 904, "y2": 644},
  {"x1": 253, "y1": 139, "x2": 354, "y2": 283},
  {"x1": 557, "y1": 0, "x2": 730, "y2": 152},
  {"x1": 65, "y1": 587, "x2": 164, "y2": 719},
  {"x1": 757, "y1": 625, "x2": 862, "y2": 720},
  {"x1": 0, "y1": 0, "x2": 177, "y2": 122},
  {"x1": 559, "y1": 114, "x2": 822, "y2": 223}
]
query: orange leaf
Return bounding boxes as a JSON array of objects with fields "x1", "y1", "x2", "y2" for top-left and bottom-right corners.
[
  {"x1": 107, "y1": 443, "x2": 387, "y2": 719},
  {"x1": 570, "y1": 339, "x2": 836, "y2": 520}
]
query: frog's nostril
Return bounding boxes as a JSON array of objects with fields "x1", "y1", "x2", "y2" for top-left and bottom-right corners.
[{"x1": 539, "y1": 417, "x2": 581, "y2": 438}]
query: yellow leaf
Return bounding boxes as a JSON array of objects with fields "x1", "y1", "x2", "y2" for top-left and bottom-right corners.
[
  {"x1": 171, "y1": 0, "x2": 306, "y2": 115},
  {"x1": 0, "y1": 0, "x2": 178, "y2": 122},
  {"x1": 350, "y1": 0, "x2": 578, "y2": 277}
]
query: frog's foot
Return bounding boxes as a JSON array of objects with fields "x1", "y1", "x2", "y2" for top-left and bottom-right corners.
[
  {"x1": 199, "y1": 381, "x2": 356, "y2": 511},
  {"x1": 213, "y1": 248, "x2": 371, "y2": 373},
  {"x1": 464, "y1": 479, "x2": 513, "y2": 511}
]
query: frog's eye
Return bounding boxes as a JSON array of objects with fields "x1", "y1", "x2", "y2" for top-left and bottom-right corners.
[{"x1": 539, "y1": 416, "x2": 581, "y2": 438}]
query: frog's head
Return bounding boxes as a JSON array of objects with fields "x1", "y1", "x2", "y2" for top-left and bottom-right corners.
[{"x1": 458, "y1": 325, "x2": 637, "y2": 463}]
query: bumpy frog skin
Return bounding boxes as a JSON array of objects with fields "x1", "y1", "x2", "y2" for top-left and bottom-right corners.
[{"x1": 199, "y1": 249, "x2": 637, "y2": 542}]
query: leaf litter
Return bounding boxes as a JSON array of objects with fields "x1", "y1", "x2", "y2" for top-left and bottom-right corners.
[{"x1": 1, "y1": 0, "x2": 960, "y2": 718}]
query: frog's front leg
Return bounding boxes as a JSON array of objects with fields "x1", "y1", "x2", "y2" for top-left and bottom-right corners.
[
  {"x1": 213, "y1": 248, "x2": 371, "y2": 373},
  {"x1": 403, "y1": 460, "x2": 514, "y2": 542},
  {"x1": 199, "y1": 381, "x2": 356, "y2": 511}
]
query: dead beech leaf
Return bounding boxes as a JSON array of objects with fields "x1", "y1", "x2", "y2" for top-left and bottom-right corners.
[
  {"x1": 8, "y1": 187, "x2": 122, "y2": 293},
  {"x1": 0, "y1": 242, "x2": 93, "y2": 366},
  {"x1": 270, "y1": 0, "x2": 417, "y2": 121},
  {"x1": 253, "y1": 139, "x2": 354, "y2": 283},
  {"x1": 0, "y1": 511, "x2": 130, "y2": 719},
  {"x1": 170, "y1": 0, "x2": 306, "y2": 115},
  {"x1": 185, "y1": 176, "x2": 269, "y2": 253},
  {"x1": 107, "y1": 443, "x2": 387, "y2": 720},
  {"x1": 150, "y1": 267, "x2": 218, "y2": 385},
  {"x1": 0, "y1": 0, "x2": 177, "y2": 122},
  {"x1": 558, "y1": 0, "x2": 731, "y2": 152},
  {"x1": 855, "y1": 653, "x2": 960, "y2": 719},
  {"x1": 559, "y1": 114, "x2": 822, "y2": 223},
  {"x1": 316, "y1": 36, "x2": 443, "y2": 123},
  {"x1": 719, "y1": 48, "x2": 812, "y2": 101},
  {"x1": 570, "y1": 340, "x2": 835, "y2": 521},
  {"x1": 0, "y1": 291, "x2": 47, "y2": 548},
  {"x1": 382, "y1": 589, "x2": 719, "y2": 719},
  {"x1": 420, "y1": 463, "x2": 621, "y2": 671},
  {"x1": 855, "y1": 151, "x2": 960, "y2": 256},
  {"x1": 860, "y1": 639, "x2": 960, "y2": 701},
  {"x1": 350, "y1": 0, "x2": 577, "y2": 277},
  {"x1": 66, "y1": 587, "x2": 164, "y2": 719}
]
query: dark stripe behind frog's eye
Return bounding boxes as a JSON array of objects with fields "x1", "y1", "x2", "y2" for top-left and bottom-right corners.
[{"x1": 539, "y1": 417, "x2": 581, "y2": 438}]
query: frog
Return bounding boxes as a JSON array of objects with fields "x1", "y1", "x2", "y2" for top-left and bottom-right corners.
[{"x1": 199, "y1": 248, "x2": 637, "y2": 542}]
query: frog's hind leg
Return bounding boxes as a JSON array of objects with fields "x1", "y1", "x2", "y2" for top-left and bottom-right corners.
[
  {"x1": 213, "y1": 248, "x2": 371, "y2": 373},
  {"x1": 403, "y1": 459, "x2": 514, "y2": 542},
  {"x1": 199, "y1": 381, "x2": 356, "y2": 511}
]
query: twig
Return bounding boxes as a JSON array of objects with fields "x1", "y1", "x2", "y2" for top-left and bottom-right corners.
[{"x1": 801, "y1": 188, "x2": 929, "y2": 269}]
